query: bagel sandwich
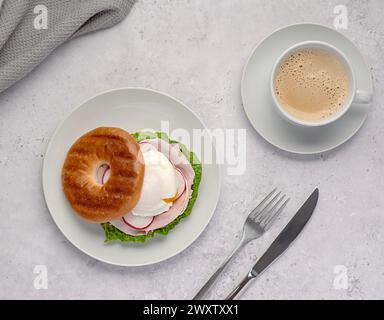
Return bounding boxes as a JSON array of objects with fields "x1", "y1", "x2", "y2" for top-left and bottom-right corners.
[{"x1": 62, "y1": 128, "x2": 201, "y2": 243}]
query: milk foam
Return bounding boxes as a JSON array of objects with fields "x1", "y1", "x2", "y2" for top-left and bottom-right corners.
[{"x1": 274, "y1": 48, "x2": 349, "y2": 122}]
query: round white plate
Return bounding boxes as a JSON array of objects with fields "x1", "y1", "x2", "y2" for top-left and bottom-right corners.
[
  {"x1": 43, "y1": 88, "x2": 221, "y2": 266},
  {"x1": 242, "y1": 23, "x2": 373, "y2": 155}
]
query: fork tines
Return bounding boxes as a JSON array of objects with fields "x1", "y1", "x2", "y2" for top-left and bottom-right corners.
[{"x1": 249, "y1": 188, "x2": 290, "y2": 229}]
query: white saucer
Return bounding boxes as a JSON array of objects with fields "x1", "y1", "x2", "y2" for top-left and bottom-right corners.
[
  {"x1": 241, "y1": 24, "x2": 373, "y2": 155},
  {"x1": 42, "y1": 88, "x2": 221, "y2": 266}
]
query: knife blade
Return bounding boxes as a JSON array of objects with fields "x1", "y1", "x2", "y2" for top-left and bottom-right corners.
[
  {"x1": 226, "y1": 188, "x2": 319, "y2": 300},
  {"x1": 252, "y1": 187, "x2": 319, "y2": 275}
]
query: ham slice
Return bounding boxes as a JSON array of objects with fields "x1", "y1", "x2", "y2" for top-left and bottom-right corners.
[
  {"x1": 110, "y1": 138, "x2": 195, "y2": 235},
  {"x1": 145, "y1": 138, "x2": 195, "y2": 184}
]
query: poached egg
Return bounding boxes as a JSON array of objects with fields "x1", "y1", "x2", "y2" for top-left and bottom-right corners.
[{"x1": 131, "y1": 143, "x2": 178, "y2": 217}]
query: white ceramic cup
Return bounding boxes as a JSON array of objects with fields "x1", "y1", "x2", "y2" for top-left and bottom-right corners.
[{"x1": 270, "y1": 41, "x2": 372, "y2": 127}]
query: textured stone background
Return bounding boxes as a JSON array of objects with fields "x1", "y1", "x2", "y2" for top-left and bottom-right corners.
[{"x1": 0, "y1": 0, "x2": 383, "y2": 299}]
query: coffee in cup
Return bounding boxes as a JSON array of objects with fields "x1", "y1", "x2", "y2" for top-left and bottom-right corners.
[
  {"x1": 270, "y1": 41, "x2": 371, "y2": 128},
  {"x1": 274, "y1": 47, "x2": 349, "y2": 123}
]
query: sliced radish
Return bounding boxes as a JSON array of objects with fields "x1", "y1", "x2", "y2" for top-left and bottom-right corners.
[
  {"x1": 174, "y1": 167, "x2": 186, "y2": 200},
  {"x1": 178, "y1": 168, "x2": 190, "y2": 213},
  {"x1": 96, "y1": 164, "x2": 109, "y2": 184},
  {"x1": 122, "y1": 214, "x2": 154, "y2": 230},
  {"x1": 101, "y1": 167, "x2": 110, "y2": 184},
  {"x1": 110, "y1": 218, "x2": 147, "y2": 236}
]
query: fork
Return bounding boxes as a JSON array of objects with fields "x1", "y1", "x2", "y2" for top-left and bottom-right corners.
[{"x1": 193, "y1": 188, "x2": 289, "y2": 300}]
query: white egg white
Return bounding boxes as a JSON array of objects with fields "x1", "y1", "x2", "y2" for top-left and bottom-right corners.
[{"x1": 131, "y1": 144, "x2": 178, "y2": 217}]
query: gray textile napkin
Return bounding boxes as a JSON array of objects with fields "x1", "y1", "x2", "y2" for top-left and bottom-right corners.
[{"x1": 0, "y1": 0, "x2": 136, "y2": 93}]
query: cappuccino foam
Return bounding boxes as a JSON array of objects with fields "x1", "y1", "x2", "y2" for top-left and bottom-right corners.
[{"x1": 274, "y1": 48, "x2": 349, "y2": 122}]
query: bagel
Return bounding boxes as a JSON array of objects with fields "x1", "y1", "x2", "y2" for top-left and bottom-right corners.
[{"x1": 61, "y1": 127, "x2": 144, "y2": 223}]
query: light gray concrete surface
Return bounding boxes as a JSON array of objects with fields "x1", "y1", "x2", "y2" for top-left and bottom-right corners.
[{"x1": 0, "y1": 0, "x2": 383, "y2": 300}]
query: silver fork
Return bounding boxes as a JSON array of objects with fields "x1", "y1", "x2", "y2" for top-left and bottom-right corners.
[{"x1": 193, "y1": 188, "x2": 289, "y2": 300}]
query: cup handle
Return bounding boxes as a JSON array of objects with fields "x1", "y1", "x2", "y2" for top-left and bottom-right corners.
[{"x1": 354, "y1": 89, "x2": 372, "y2": 104}]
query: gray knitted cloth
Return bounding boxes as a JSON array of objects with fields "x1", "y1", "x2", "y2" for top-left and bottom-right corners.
[{"x1": 0, "y1": 0, "x2": 136, "y2": 93}]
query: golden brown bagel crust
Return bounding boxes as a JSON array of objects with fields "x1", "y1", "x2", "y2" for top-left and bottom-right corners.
[{"x1": 61, "y1": 127, "x2": 144, "y2": 223}]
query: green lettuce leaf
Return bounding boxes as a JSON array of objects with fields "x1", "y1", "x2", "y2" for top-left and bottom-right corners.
[{"x1": 101, "y1": 131, "x2": 202, "y2": 243}]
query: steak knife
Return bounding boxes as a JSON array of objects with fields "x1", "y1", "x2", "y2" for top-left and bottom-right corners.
[{"x1": 225, "y1": 188, "x2": 319, "y2": 300}]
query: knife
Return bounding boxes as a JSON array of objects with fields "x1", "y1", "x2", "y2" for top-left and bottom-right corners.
[{"x1": 225, "y1": 188, "x2": 319, "y2": 300}]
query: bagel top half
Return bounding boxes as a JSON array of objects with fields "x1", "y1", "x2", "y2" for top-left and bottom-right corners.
[{"x1": 61, "y1": 127, "x2": 144, "y2": 223}]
